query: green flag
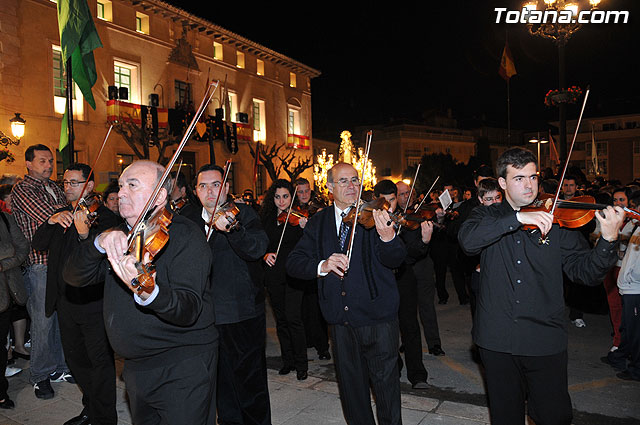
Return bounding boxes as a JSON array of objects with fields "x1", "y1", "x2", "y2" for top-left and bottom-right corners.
[
  {"x1": 60, "y1": 106, "x2": 69, "y2": 151},
  {"x1": 57, "y1": 0, "x2": 102, "y2": 109}
]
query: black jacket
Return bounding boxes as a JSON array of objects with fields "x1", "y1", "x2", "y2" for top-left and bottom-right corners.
[
  {"x1": 184, "y1": 203, "x2": 268, "y2": 324},
  {"x1": 286, "y1": 205, "x2": 406, "y2": 326},
  {"x1": 63, "y1": 215, "x2": 216, "y2": 369},
  {"x1": 32, "y1": 205, "x2": 121, "y2": 317},
  {"x1": 262, "y1": 212, "x2": 303, "y2": 285}
]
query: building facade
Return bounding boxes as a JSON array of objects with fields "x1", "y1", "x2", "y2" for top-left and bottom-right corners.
[{"x1": 0, "y1": 0, "x2": 320, "y2": 194}]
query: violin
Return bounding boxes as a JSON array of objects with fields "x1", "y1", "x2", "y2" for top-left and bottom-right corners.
[
  {"x1": 277, "y1": 205, "x2": 308, "y2": 226},
  {"x1": 170, "y1": 197, "x2": 188, "y2": 213},
  {"x1": 211, "y1": 199, "x2": 241, "y2": 231},
  {"x1": 342, "y1": 197, "x2": 423, "y2": 231},
  {"x1": 77, "y1": 193, "x2": 102, "y2": 226}
]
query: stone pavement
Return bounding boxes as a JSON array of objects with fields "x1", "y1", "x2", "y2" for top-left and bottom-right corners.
[{"x1": 0, "y1": 268, "x2": 639, "y2": 424}]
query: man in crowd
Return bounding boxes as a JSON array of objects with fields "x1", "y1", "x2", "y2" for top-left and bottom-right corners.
[
  {"x1": 287, "y1": 163, "x2": 406, "y2": 425},
  {"x1": 11, "y1": 144, "x2": 72, "y2": 399},
  {"x1": 459, "y1": 147, "x2": 624, "y2": 425},
  {"x1": 185, "y1": 164, "x2": 272, "y2": 425},
  {"x1": 396, "y1": 181, "x2": 445, "y2": 357},
  {"x1": 63, "y1": 160, "x2": 217, "y2": 424},
  {"x1": 32, "y1": 163, "x2": 119, "y2": 425},
  {"x1": 375, "y1": 179, "x2": 434, "y2": 389}
]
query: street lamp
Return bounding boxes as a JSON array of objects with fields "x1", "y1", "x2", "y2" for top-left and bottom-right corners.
[
  {"x1": 529, "y1": 133, "x2": 549, "y2": 172},
  {"x1": 523, "y1": 0, "x2": 601, "y2": 163},
  {"x1": 0, "y1": 113, "x2": 25, "y2": 146}
]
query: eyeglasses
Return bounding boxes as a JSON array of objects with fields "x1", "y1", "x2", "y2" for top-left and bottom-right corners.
[
  {"x1": 333, "y1": 177, "x2": 360, "y2": 187},
  {"x1": 482, "y1": 194, "x2": 502, "y2": 202},
  {"x1": 62, "y1": 180, "x2": 86, "y2": 187}
]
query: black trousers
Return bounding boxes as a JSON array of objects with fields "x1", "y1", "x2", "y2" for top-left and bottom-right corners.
[
  {"x1": 479, "y1": 347, "x2": 572, "y2": 425},
  {"x1": 123, "y1": 348, "x2": 218, "y2": 425},
  {"x1": 397, "y1": 268, "x2": 428, "y2": 384},
  {"x1": 412, "y1": 257, "x2": 442, "y2": 349},
  {"x1": 216, "y1": 314, "x2": 271, "y2": 425},
  {"x1": 429, "y1": 239, "x2": 468, "y2": 304},
  {"x1": 266, "y1": 278, "x2": 308, "y2": 371},
  {"x1": 609, "y1": 294, "x2": 640, "y2": 379},
  {"x1": 57, "y1": 299, "x2": 116, "y2": 425},
  {"x1": 302, "y1": 283, "x2": 329, "y2": 354},
  {"x1": 0, "y1": 309, "x2": 10, "y2": 400},
  {"x1": 331, "y1": 320, "x2": 401, "y2": 425}
]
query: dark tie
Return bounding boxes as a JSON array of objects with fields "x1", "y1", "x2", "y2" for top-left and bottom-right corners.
[{"x1": 339, "y1": 211, "x2": 351, "y2": 252}]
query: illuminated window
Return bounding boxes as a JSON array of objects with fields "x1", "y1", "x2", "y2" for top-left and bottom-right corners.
[
  {"x1": 288, "y1": 108, "x2": 300, "y2": 135},
  {"x1": 252, "y1": 99, "x2": 265, "y2": 142},
  {"x1": 97, "y1": 1, "x2": 112, "y2": 21},
  {"x1": 236, "y1": 51, "x2": 245, "y2": 69},
  {"x1": 228, "y1": 92, "x2": 237, "y2": 122},
  {"x1": 289, "y1": 72, "x2": 296, "y2": 88},
  {"x1": 213, "y1": 42, "x2": 223, "y2": 60},
  {"x1": 113, "y1": 60, "x2": 140, "y2": 104},
  {"x1": 52, "y1": 46, "x2": 83, "y2": 118},
  {"x1": 136, "y1": 12, "x2": 149, "y2": 34},
  {"x1": 257, "y1": 59, "x2": 264, "y2": 76}
]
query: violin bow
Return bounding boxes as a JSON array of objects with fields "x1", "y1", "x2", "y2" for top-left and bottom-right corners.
[
  {"x1": 168, "y1": 159, "x2": 184, "y2": 204},
  {"x1": 414, "y1": 176, "x2": 440, "y2": 212},
  {"x1": 274, "y1": 185, "x2": 299, "y2": 263},
  {"x1": 128, "y1": 80, "x2": 220, "y2": 250},
  {"x1": 402, "y1": 164, "x2": 421, "y2": 214},
  {"x1": 205, "y1": 158, "x2": 232, "y2": 241},
  {"x1": 344, "y1": 130, "x2": 373, "y2": 272}
]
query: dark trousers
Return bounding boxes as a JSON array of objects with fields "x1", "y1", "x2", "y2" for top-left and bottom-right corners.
[
  {"x1": 430, "y1": 239, "x2": 468, "y2": 303},
  {"x1": 123, "y1": 348, "x2": 218, "y2": 425},
  {"x1": 331, "y1": 320, "x2": 402, "y2": 425},
  {"x1": 412, "y1": 257, "x2": 441, "y2": 349},
  {"x1": 302, "y1": 283, "x2": 329, "y2": 354},
  {"x1": 216, "y1": 314, "x2": 271, "y2": 425},
  {"x1": 479, "y1": 348, "x2": 572, "y2": 425},
  {"x1": 397, "y1": 269, "x2": 428, "y2": 384},
  {"x1": 57, "y1": 299, "x2": 116, "y2": 425},
  {"x1": 609, "y1": 294, "x2": 640, "y2": 379},
  {"x1": 0, "y1": 309, "x2": 11, "y2": 400},
  {"x1": 266, "y1": 279, "x2": 308, "y2": 371}
]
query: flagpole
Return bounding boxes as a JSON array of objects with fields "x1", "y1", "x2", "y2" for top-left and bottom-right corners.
[
  {"x1": 66, "y1": 57, "x2": 75, "y2": 168},
  {"x1": 507, "y1": 78, "x2": 511, "y2": 146}
]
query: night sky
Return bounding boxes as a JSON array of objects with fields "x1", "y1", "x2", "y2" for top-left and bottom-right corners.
[{"x1": 169, "y1": 0, "x2": 639, "y2": 140}]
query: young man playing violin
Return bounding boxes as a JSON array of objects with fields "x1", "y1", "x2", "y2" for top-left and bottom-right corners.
[
  {"x1": 459, "y1": 148, "x2": 625, "y2": 425},
  {"x1": 63, "y1": 160, "x2": 218, "y2": 425},
  {"x1": 287, "y1": 163, "x2": 406, "y2": 425}
]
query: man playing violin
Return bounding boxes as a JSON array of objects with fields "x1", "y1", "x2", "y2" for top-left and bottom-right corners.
[
  {"x1": 459, "y1": 148, "x2": 625, "y2": 425},
  {"x1": 184, "y1": 164, "x2": 272, "y2": 425},
  {"x1": 33, "y1": 163, "x2": 120, "y2": 425},
  {"x1": 63, "y1": 160, "x2": 218, "y2": 425},
  {"x1": 287, "y1": 163, "x2": 406, "y2": 425}
]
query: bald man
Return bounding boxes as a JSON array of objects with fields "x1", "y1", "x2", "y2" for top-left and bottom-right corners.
[{"x1": 64, "y1": 161, "x2": 217, "y2": 425}]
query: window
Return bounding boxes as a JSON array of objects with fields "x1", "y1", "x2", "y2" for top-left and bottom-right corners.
[
  {"x1": 213, "y1": 42, "x2": 223, "y2": 60},
  {"x1": 288, "y1": 108, "x2": 300, "y2": 135},
  {"x1": 228, "y1": 92, "x2": 238, "y2": 122},
  {"x1": 602, "y1": 123, "x2": 617, "y2": 131},
  {"x1": 407, "y1": 157, "x2": 421, "y2": 168},
  {"x1": 289, "y1": 72, "x2": 296, "y2": 88},
  {"x1": 634, "y1": 141, "x2": 640, "y2": 155},
  {"x1": 236, "y1": 51, "x2": 245, "y2": 69},
  {"x1": 97, "y1": 1, "x2": 112, "y2": 21},
  {"x1": 256, "y1": 59, "x2": 264, "y2": 76},
  {"x1": 52, "y1": 46, "x2": 83, "y2": 118},
  {"x1": 175, "y1": 80, "x2": 192, "y2": 108},
  {"x1": 53, "y1": 48, "x2": 69, "y2": 98},
  {"x1": 135, "y1": 12, "x2": 149, "y2": 34},
  {"x1": 596, "y1": 141, "x2": 608, "y2": 157},
  {"x1": 116, "y1": 153, "x2": 134, "y2": 172},
  {"x1": 114, "y1": 60, "x2": 140, "y2": 104},
  {"x1": 252, "y1": 99, "x2": 266, "y2": 142}
]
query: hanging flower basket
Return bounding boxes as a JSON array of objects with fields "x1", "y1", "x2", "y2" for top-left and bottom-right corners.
[
  {"x1": 544, "y1": 86, "x2": 583, "y2": 107},
  {"x1": 0, "y1": 149, "x2": 15, "y2": 163}
]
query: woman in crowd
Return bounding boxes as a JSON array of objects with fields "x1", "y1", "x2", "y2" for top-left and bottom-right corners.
[{"x1": 260, "y1": 179, "x2": 308, "y2": 380}]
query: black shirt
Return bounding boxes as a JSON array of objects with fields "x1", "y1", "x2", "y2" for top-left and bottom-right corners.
[{"x1": 458, "y1": 200, "x2": 617, "y2": 356}]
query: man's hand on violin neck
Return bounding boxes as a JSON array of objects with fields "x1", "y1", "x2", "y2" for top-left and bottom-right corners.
[
  {"x1": 373, "y1": 209, "x2": 395, "y2": 242},
  {"x1": 98, "y1": 230, "x2": 129, "y2": 263},
  {"x1": 321, "y1": 253, "x2": 349, "y2": 277},
  {"x1": 516, "y1": 210, "x2": 553, "y2": 236},
  {"x1": 597, "y1": 205, "x2": 625, "y2": 242}
]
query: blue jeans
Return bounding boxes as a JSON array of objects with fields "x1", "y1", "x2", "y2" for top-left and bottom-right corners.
[{"x1": 24, "y1": 264, "x2": 68, "y2": 384}]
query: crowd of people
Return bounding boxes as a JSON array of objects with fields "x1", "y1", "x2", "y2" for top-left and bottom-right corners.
[{"x1": 0, "y1": 143, "x2": 637, "y2": 425}]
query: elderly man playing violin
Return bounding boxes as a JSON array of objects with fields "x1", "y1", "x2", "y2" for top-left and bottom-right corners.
[
  {"x1": 459, "y1": 147, "x2": 625, "y2": 425},
  {"x1": 63, "y1": 160, "x2": 217, "y2": 425},
  {"x1": 287, "y1": 162, "x2": 406, "y2": 425}
]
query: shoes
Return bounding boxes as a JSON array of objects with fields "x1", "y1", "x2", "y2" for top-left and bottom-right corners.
[
  {"x1": 34, "y1": 379, "x2": 54, "y2": 400},
  {"x1": 12, "y1": 351, "x2": 30, "y2": 361},
  {"x1": 296, "y1": 370, "x2": 308, "y2": 381},
  {"x1": 0, "y1": 398, "x2": 15, "y2": 409},
  {"x1": 279, "y1": 366, "x2": 293, "y2": 375},
  {"x1": 610, "y1": 346, "x2": 619, "y2": 352},
  {"x1": 50, "y1": 371, "x2": 75, "y2": 383},
  {"x1": 438, "y1": 299, "x2": 448, "y2": 305},
  {"x1": 429, "y1": 345, "x2": 446, "y2": 356},
  {"x1": 5, "y1": 366, "x2": 21, "y2": 377},
  {"x1": 24, "y1": 339, "x2": 31, "y2": 349},
  {"x1": 318, "y1": 351, "x2": 331, "y2": 360},
  {"x1": 600, "y1": 356, "x2": 625, "y2": 372},
  {"x1": 412, "y1": 381, "x2": 429, "y2": 389},
  {"x1": 571, "y1": 319, "x2": 586, "y2": 328},
  {"x1": 616, "y1": 371, "x2": 640, "y2": 381},
  {"x1": 63, "y1": 412, "x2": 90, "y2": 425}
]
